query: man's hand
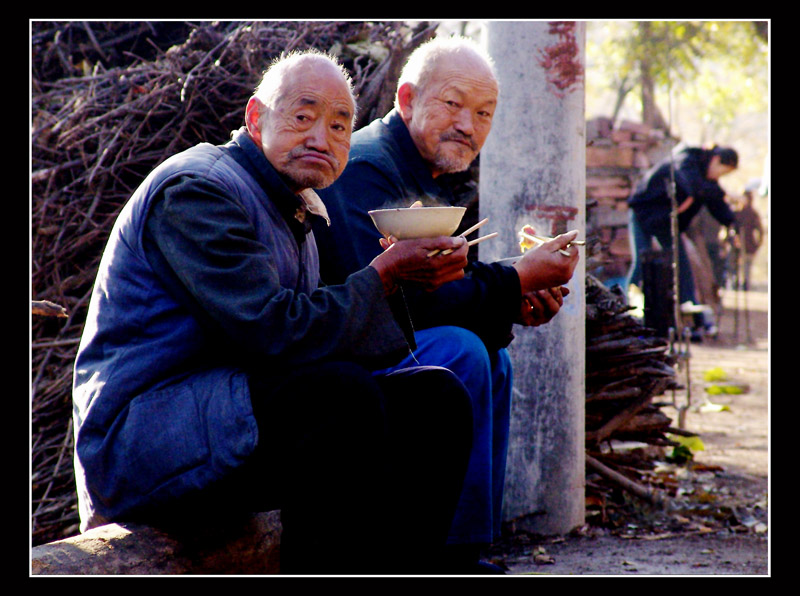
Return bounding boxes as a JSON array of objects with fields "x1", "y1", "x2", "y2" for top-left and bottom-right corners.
[
  {"x1": 513, "y1": 230, "x2": 580, "y2": 294},
  {"x1": 369, "y1": 235, "x2": 469, "y2": 294},
  {"x1": 517, "y1": 286, "x2": 570, "y2": 327}
]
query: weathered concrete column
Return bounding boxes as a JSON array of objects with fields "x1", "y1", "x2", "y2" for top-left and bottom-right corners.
[{"x1": 478, "y1": 21, "x2": 586, "y2": 535}]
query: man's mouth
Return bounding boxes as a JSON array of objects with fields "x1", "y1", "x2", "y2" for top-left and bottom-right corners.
[
  {"x1": 290, "y1": 149, "x2": 338, "y2": 170},
  {"x1": 440, "y1": 133, "x2": 477, "y2": 151},
  {"x1": 298, "y1": 154, "x2": 334, "y2": 168}
]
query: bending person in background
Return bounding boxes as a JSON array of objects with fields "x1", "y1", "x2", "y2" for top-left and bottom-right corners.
[{"x1": 626, "y1": 144, "x2": 739, "y2": 341}]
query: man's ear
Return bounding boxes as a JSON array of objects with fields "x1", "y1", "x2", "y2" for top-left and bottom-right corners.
[
  {"x1": 396, "y1": 82, "x2": 415, "y2": 121},
  {"x1": 245, "y1": 97, "x2": 263, "y2": 145}
]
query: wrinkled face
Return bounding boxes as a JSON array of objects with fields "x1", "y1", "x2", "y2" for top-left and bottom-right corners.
[
  {"x1": 400, "y1": 53, "x2": 498, "y2": 178},
  {"x1": 247, "y1": 59, "x2": 354, "y2": 192}
]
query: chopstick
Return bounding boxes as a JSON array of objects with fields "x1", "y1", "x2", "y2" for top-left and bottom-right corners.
[
  {"x1": 469, "y1": 232, "x2": 498, "y2": 245},
  {"x1": 459, "y1": 217, "x2": 489, "y2": 238},
  {"x1": 433, "y1": 232, "x2": 499, "y2": 257},
  {"x1": 518, "y1": 231, "x2": 583, "y2": 256},
  {"x1": 426, "y1": 218, "x2": 490, "y2": 257},
  {"x1": 521, "y1": 231, "x2": 585, "y2": 246},
  {"x1": 427, "y1": 232, "x2": 498, "y2": 257},
  {"x1": 519, "y1": 232, "x2": 569, "y2": 256}
]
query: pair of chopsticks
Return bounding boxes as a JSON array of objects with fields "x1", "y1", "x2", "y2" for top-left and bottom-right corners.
[
  {"x1": 519, "y1": 231, "x2": 584, "y2": 256},
  {"x1": 427, "y1": 218, "x2": 497, "y2": 257}
]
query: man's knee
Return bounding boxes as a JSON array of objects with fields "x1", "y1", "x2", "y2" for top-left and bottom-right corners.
[{"x1": 415, "y1": 326, "x2": 492, "y2": 373}]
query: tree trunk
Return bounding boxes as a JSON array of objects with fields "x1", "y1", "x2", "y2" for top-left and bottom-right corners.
[{"x1": 638, "y1": 22, "x2": 668, "y2": 131}]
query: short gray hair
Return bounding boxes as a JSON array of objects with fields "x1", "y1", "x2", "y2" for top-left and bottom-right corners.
[
  {"x1": 395, "y1": 35, "x2": 496, "y2": 108},
  {"x1": 253, "y1": 49, "x2": 357, "y2": 125}
]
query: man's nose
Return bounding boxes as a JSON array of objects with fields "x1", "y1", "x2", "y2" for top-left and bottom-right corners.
[
  {"x1": 305, "y1": 120, "x2": 331, "y2": 151},
  {"x1": 453, "y1": 109, "x2": 475, "y2": 136}
]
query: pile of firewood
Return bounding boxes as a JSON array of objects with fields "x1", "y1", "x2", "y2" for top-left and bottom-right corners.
[
  {"x1": 583, "y1": 273, "x2": 689, "y2": 513},
  {"x1": 31, "y1": 20, "x2": 437, "y2": 546}
]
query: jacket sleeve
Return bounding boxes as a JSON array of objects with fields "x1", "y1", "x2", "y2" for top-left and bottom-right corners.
[
  {"x1": 700, "y1": 183, "x2": 736, "y2": 227},
  {"x1": 144, "y1": 176, "x2": 411, "y2": 370}
]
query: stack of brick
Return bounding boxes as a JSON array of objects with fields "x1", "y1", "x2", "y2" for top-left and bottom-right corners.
[{"x1": 585, "y1": 117, "x2": 674, "y2": 287}]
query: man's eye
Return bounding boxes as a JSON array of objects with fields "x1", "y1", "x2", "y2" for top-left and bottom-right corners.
[{"x1": 296, "y1": 112, "x2": 316, "y2": 123}]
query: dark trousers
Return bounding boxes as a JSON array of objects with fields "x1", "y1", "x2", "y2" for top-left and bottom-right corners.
[
  {"x1": 241, "y1": 360, "x2": 473, "y2": 575},
  {"x1": 627, "y1": 209, "x2": 697, "y2": 305}
]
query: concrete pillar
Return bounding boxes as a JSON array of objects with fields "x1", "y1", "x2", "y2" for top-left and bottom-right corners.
[{"x1": 478, "y1": 21, "x2": 586, "y2": 535}]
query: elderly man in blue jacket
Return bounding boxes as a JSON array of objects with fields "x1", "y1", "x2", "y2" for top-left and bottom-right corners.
[
  {"x1": 72, "y1": 49, "x2": 477, "y2": 575},
  {"x1": 313, "y1": 36, "x2": 580, "y2": 573}
]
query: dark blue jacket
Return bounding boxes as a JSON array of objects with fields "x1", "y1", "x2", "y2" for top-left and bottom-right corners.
[
  {"x1": 628, "y1": 147, "x2": 735, "y2": 233},
  {"x1": 72, "y1": 128, "x2": 409, "y2": 531},
  {"x1": 314, "y1": 110, "x2": 521, "y2": 352}
]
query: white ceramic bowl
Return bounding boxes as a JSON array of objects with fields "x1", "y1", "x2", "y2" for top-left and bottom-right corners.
[{"x1": 368, "y1": 206, "x2": 466, "y2": 239}]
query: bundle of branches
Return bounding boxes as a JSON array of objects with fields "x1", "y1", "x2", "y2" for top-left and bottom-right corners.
[
  {"x1": 32, "y1": 21, "x2": 198, "y2": 83},
  {"x1": 31, "y1": 20, "x2": 438, "y2": 546},
  {"x1": 583, "y1": 274, "x2": 688, "y2": 512}
]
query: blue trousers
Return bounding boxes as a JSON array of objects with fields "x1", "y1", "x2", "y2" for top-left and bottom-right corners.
[
  {"x1": 376, "y1": 326, "x2": 513, "y2": 545},
  {"x1": 626, "y1": 209, "x2": 696, "y2": 305}
]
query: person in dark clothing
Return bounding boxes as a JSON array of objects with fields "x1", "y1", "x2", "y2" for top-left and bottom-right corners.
[
  {"x1": 72, "y1": 49, "x2": 476, "y2": 575},
  {"x1": 625, "y1": 144, "x2": 739, "y2": 338},
  {"x1": 313, "y1": 36, "x2": 580, "y2": 574},
  {"x1": 734, "y1": 188, "x2": 764, "y2": 290}
]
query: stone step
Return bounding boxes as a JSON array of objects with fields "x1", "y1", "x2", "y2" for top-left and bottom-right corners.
[{"x1": 30, "y1": 511, "x2": 282, "y2": 575}]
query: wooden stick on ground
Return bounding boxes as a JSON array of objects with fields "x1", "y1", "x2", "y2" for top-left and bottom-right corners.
[
  {"x1": 585, "y1": 454, "x2": 667, "y2": 507},
  {"x1": 32, "y1": 300, "x2": 68, "y2": 318}
]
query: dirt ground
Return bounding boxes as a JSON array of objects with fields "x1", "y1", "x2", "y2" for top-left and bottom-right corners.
[{"x1": 486, "y1": 284, "x2": 770, "y2": 576}]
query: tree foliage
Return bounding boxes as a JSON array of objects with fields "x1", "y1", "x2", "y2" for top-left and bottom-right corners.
[{"x1": 588, "y1": 21, "x2": 768, "y2": 132}]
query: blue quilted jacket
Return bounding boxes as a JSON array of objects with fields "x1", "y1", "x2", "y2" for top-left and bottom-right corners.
[{"x1": 72, "y1": 129, "x2": 408, "y2": 531}]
